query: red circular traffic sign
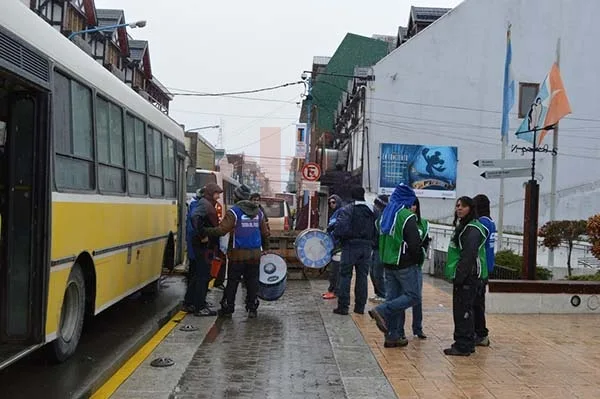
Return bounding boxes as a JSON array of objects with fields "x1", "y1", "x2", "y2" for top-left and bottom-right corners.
[{"x1": 301, "y1": 162, "x2": 321, "y2": 181}]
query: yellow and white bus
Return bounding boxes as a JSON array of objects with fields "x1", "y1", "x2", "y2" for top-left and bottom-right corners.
[{"x1": 0, "y1": 2, "x2": 186, "y2": 368}]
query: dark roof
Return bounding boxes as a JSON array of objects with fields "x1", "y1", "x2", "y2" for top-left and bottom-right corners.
[
  {"x1": 96, "y1": 9, "x2": 124, "y2": 29},
  {"x1": 129, "y1": 39, "x2": 147, "y2": 61},
  {"x1": 310, "y1": 33, "x2": 389, "y2": 131},
  {"x1": 410, "y1": 6, "x2": 451, "y2": 23}
]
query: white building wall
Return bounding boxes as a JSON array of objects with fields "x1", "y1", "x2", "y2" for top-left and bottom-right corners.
[{"x1": 364, "y1": 0, "x2": 600, "y2": 231}]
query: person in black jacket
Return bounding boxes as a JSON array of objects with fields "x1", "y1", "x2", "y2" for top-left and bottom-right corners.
[
  {"x1": 331, "y1": 186, "x2": 376, "y2": 315},
  {"x1": 189, "y1": 183, "x2": 223, "y2": 317},
  {"x1": 444, "y1": 196, "x2": 485, "y2": 356}
]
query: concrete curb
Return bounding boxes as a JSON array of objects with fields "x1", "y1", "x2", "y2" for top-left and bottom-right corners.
[{"x1": 76, "y1": 288, "x2": 183, "y2": 398}]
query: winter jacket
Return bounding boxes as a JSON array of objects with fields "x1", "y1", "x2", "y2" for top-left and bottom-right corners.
[
  {"x1": 203, "y1": 200, "x2": 270, "y2": 262},
  {"x1": 331, "y1": 201, "x2": 376, "y2": 247}
]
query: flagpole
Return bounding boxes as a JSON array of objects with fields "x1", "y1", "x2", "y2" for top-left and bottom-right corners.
[
  {"x1": 548, "y1": 38, "x2": 561, "y2": 267},
  {"x1": 497, "y1": 24, "x2": 512, "y2": 250}
]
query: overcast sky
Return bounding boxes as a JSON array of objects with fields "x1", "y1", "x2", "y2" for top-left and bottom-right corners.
[{"x1": 95, "y1": 0, "x2": 462, "y2": 186}]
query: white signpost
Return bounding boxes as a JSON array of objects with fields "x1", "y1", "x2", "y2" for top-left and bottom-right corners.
[
  {"x1": 473, "y1": 159, "x2": 531, "y2": 169},
  {"x1": 480, "y1": 168, "x2": 531, "y2": 179}
]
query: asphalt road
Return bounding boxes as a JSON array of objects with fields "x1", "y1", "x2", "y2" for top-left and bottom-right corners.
[{"x1": 0, "y1": 275, "x2": 185, "y2": 399}]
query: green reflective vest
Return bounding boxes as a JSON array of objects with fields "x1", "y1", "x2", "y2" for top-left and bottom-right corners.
[
  {"x1": 378, "y1": 208, "x2": 416, "y2": 267},
  {"x1": 444, "y1": 220, "x2": 488, "y2": 281}
]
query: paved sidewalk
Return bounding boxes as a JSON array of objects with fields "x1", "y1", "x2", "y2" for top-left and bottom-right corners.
[
  {"x1": 113, "y1": 280, "x2": 395, "y2": 399},
  {"x1": 353, "y1": 275, "x2": 600, "y2": 399}
]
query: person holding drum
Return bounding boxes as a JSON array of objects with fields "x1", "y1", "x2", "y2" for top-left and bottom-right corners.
[
  {"x1": 202, "y1": 185, "x2": 270, "y2": 319},
  {"x1": 322, "y1": 194, "x2": 344, "y2": 300},
  {"x1": 331, "y1": 186, "x2": 376, "y2": 315},
  {"x1": 368, "y1": 184, "x2": 423, "y2": 348}
]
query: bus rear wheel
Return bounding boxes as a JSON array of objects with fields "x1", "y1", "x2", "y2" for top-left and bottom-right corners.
[{"x1": 51, "y1": 264, "x2": 86, "y2": 362}]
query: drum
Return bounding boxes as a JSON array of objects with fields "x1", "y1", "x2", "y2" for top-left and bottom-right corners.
[
  {"x1": 294, "y1": 229, "x2": 334, "y2": 269},
  {"x1": 257, "y1": 253, "x2": 287, "y2": 301}
]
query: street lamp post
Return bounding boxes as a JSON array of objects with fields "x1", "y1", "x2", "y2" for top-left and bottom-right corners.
[{"x1": 68, "y1": 20, "x2": 147, "y2": 40}]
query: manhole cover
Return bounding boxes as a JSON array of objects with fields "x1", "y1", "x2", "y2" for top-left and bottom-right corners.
[
  {"x1": 150, "y1": 357, "x2": 175, "y2": 368},
  {"x1": 180, "y1": 324, "x2": 199, "y2": 332}
]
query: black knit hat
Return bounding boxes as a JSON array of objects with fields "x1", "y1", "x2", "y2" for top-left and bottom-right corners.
[
  {"x1": 374, "y1": 194, "x2": 389, "y2": 208},
  {"x1": 234, "y1": 184, "x2": 251, "y2": 201}
]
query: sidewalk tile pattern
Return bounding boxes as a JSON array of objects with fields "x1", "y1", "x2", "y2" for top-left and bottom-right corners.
[{"x1": 353, "y1": 275, "x2": 600, "y2": 399}]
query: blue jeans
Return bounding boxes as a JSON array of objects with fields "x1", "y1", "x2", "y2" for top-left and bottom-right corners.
[
  {"x1": 399, "y1": 267, "x2": 424, "y2": 337},
  {"x1": 337, "y1": 243, "x2": 372, "y2": 312},
  {"x1": 370, "y1": 249, "x2": 386, "y2": 298},
  {"x1": 374, "y1": 265, "x2": 421, "y2": 341}
]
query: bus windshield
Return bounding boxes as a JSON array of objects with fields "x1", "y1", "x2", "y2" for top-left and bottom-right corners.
[{"x1": 187, "y1": 172, "x2": 217, "y2": 193}]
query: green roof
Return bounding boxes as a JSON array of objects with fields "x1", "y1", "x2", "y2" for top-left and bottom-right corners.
[{"x1": 311, "y1": 33, "x2": 389, "y2": 132}]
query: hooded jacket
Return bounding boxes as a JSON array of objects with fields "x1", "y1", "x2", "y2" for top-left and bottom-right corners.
[
  {"x1": 203, "y1": 199, "x2": 270, "y2": 262},
  {"x1": 190, "y1": 184, "x2": 222, "y2": 254},
  {"x1": 331, "y1": 200, "x2": 376, "y2": 247}
]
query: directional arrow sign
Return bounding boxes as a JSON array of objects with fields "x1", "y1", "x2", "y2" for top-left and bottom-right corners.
[
  {"x1": 480, "y1": 168, "x2": 531, "y2": 179},
  {"x1": 473, "y1": 159, "x2": 531, "y2": 168}
]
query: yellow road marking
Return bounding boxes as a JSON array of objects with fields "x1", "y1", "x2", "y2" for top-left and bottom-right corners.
[{"x1": 90, "y1": 310, "x2": 187, "y2": 399}]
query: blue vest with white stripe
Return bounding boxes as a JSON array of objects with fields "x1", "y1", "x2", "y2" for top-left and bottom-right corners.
[{"x1": 231, "y1": 206, "x2": 263, "y2": 249}]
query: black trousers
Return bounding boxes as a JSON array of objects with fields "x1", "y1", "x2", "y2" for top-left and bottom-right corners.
[
  {"x1": 185, "y1": 252, "x2": 212, "y2": 310},
  {"x1": 473, "y1": 279, "x2": 488, "y2": 339},
  {"x1": 452, "y1": 282, "x2": 477, "y2": 352},
  {"x1": 223, "y1": 260, "x2": 260, "y2": 313}
]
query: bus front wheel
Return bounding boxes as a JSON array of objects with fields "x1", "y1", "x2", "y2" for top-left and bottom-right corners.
[{"x1": 51, "y1": 264, "x2": 86, "y2": 362}]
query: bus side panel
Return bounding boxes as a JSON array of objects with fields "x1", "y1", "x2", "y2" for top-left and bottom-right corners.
[{"x1": 45, "y1": 198, "x2": 177, "y2": 338}]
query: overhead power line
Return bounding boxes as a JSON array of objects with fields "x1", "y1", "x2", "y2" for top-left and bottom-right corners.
[{"x1": 170, "y1": 81, "x2": 304, "y2": 97}]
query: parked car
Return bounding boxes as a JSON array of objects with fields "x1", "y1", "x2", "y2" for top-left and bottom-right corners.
[{"x1": 259, "y1": 197, "x2": 292, "y2": 231}]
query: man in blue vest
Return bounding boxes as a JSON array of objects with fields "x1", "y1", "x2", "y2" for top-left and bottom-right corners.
[{"x1": 203, "y1": 185, "x2": 270, "y2": 318}]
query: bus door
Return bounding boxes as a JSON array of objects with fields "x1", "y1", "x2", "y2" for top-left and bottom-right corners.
[{"x1": 0, "y1": 39, "x2": 51, "y2": 368}]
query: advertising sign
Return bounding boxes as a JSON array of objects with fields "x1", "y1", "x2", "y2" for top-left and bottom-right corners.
[{"x1": 379, "y1": 143, "x2": 458, "y2": 199}]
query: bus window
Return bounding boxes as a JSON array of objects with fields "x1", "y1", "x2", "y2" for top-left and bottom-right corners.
[{"x1": 186, "y1": 172, "x2": 216, "y2": 194}]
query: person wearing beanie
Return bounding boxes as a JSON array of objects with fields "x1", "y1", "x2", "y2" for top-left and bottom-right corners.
[
  {"x1": 330, "y1": 185, "x2": 376, "y2": 315},
  {"x1": 250, "y1": 192, "x2": 269, "y2": 224},
  {"x1": 368, "y1": 184, "x2": 423, "y2": 348},
  {"x1": 203, "y1": 184, "x2": 270, "y2": 319},
  {"x1": 472, "y1": 194, "x2": 496, "y2": 348},
  {"x1": 187, "y1": 183, "x2": 224, "y2": 317},
  {"x1": 322, "y1": 194, "x2": 344, "y2": 300},
  {"x1": 369, "y1": 194, "x2": 389, "y2": 303}
]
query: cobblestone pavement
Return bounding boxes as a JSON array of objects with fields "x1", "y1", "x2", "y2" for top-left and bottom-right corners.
[
  {"x1": 354, "y1": 275, "x2": 600, "y2": 399},
  {"x1": 171, "y1": 280, "x2": 395, "y2": 399}
]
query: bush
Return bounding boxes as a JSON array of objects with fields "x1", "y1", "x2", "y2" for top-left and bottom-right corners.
[
  {"x1": 587, "y1": 214, "x2": 600, "y2": 260},
  {"x1": 494, "y1": 249, "x2": 552, "y2": 280},
  {"x1": 536, "y1": 267, "x2": 553, "y2": 281},
  {"x1": 495, "y1": 250, "x2": 523, "y2": 270},
  {"x1": 568, "y1": 272, "x2": 600, "y2": 281}
]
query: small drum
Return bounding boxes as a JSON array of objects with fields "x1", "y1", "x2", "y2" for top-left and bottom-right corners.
[
  {"x1": 257, "y1": 253, "x2": 287, "y2": 301},
  {"x1": 294, "y1": 229, "x2": 334, "y2": 269}
]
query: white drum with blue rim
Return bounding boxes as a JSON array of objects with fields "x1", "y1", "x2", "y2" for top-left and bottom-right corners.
[
  {"x1": 294, "y1": 229, "x2": 334, "y2": 269},
  {"x1": 258, "y1": 254, "x2": 287, "y2": 301}
]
